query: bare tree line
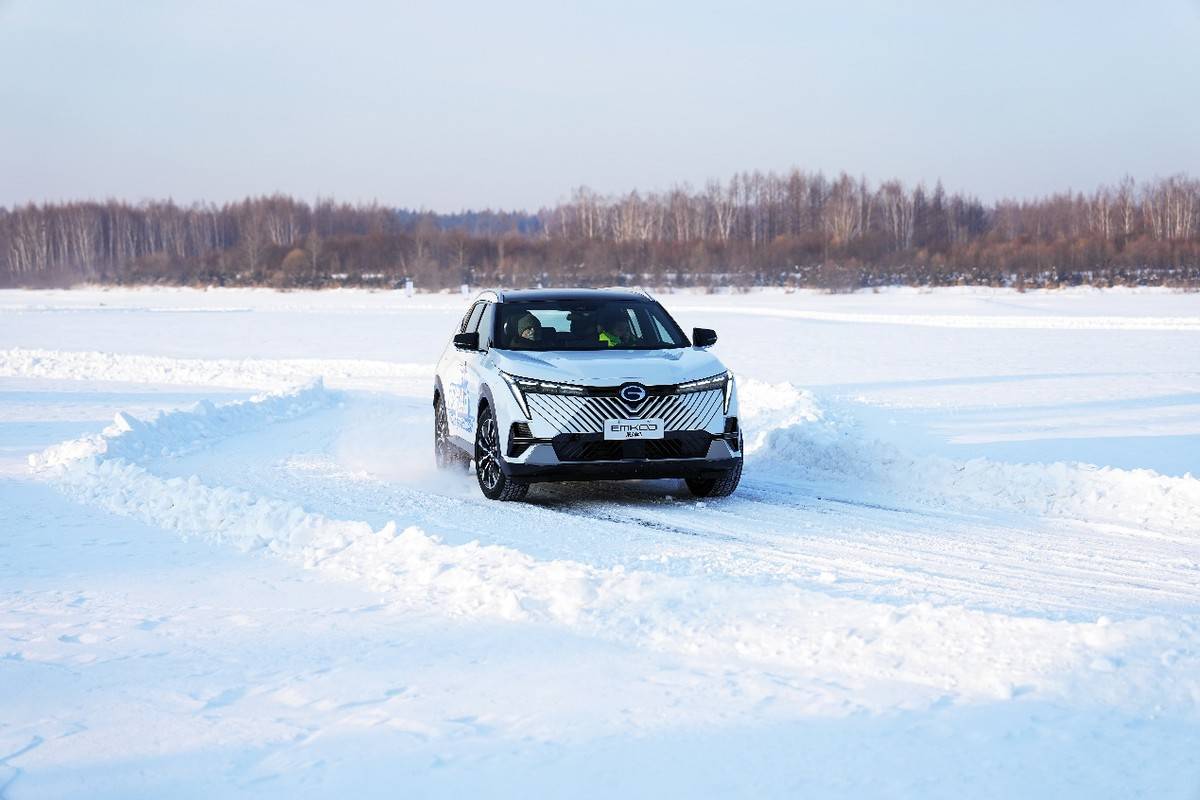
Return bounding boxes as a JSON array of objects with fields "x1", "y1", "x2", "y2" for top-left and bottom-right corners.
[{"x1": 2, "y1": 171, "x2": 1199, "y2": 290}]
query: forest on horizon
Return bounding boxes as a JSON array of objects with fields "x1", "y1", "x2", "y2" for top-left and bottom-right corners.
[{"x1": 3, "y1": 170, "x2": 1199, "y2": 291}]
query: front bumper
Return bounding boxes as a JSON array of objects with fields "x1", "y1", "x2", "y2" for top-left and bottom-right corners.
[
  {"x1": 502, "y1": 437, "x2": 741, "y2": 483},
  {"x1": 495, "y1": 381, "x2": 741, "y2": 483}
]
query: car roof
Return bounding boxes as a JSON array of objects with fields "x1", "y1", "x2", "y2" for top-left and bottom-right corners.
[{"x1": 491, "y1": 288, "x2": 653, "y2": 303}]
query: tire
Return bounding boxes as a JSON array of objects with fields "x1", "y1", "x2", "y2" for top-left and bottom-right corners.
[
  {"x1": 433, "y1": 394, "x2": 467, "y2": 470},
  {"x1": 685, "y1": 458, "x2": 743, "y2": 498},
  {"x1": 474, "y1": 403, "x2": 529, "y2": 501}
]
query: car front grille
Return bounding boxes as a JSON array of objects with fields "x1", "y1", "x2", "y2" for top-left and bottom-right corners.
[{"x1": 527, "y1": 388, "x2": 723, "y2": 435}]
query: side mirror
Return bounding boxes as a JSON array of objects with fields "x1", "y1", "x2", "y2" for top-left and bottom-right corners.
[
  {"x1": 693, "y1": 327, "x2": 718, "y2": 348},
  {"x1": 453, "y1": 331, "x2": 480, "y2": 351}
]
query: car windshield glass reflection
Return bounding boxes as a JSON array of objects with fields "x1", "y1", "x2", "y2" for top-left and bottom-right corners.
[{"x1": 495, "y1": 300, "x2": 689, "y2": 351}]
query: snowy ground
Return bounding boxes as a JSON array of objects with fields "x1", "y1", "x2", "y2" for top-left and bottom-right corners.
[{"x1": 2, "y1": 286, "x2": 1199, "y2": 798}]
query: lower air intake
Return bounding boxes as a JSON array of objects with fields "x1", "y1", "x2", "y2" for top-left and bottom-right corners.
[{"x1": 551, "y1": 431, "x2": 712, "y2": 462}]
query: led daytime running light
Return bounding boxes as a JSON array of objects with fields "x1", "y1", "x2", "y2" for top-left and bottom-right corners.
[
  {"x1": 499, "y1": 372, "x2": 532, "y2": 419},
  {"x1": 513, "y1": 377, "x2": 587, "y2": 396},
  {"x1": 677, "y1": 371, "x2": 729, "y2": 393}
]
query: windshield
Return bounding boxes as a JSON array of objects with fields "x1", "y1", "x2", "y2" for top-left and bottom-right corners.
[{"x1": 494, "y1": 299, "x2": 690, "y2": 351}]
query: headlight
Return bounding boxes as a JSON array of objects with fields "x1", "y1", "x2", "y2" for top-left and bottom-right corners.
[
  {"x1": 677, "y1": 371, "x2": 728, "y2": 393},
  {"x1": 677, "y1": 371, "x2": 734, "y2": 414},
  {"x1": 500, "y1": 372, "x2": 587, "y2": 419},
  {"x1": 499, "y1": 372, "x2": 531, "y2": 419},
  {"x1": 512, "y1": 376, "x2": 587, "y2": 396}
]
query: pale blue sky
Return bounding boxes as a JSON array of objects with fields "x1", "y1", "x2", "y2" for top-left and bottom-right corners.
[{"x1": 2, "y1": 0, "x2": 1197, "y2": 210}]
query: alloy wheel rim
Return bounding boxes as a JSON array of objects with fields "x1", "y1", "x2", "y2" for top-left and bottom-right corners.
[{"x1": 477, "y1": 414, "x2": 501, "y2": 490}]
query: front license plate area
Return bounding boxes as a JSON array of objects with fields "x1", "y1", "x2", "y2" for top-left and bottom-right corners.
[{"x1": 604, "y1": 418, "x2": 665, "y2": 440}]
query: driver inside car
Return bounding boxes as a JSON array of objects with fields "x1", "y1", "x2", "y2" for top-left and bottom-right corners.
[
  {"x1": 598, "y1": 309, "x2": 634, "y2": 347},
  {"x1": 514, "y1": 312, "x2": 540, "y2": 344}
]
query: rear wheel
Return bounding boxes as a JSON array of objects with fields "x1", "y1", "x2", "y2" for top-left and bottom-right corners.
[
  {"x1": 685, "y1": 458, "x2": 743, "y2": 498},
  {"x1": 474, "y1": 404, "x2": 529, "y2": 501},
  {"x1": 434, "y1": 394, "x2": 467, "y2": 470}
]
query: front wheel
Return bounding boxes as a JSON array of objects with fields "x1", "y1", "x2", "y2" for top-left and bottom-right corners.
[
  {"x1": 474, "y1": 404, "x2": 529, "y2": 501},
  {"x1": 685, "y1": 458, "x2": 743, "y2": 498}
]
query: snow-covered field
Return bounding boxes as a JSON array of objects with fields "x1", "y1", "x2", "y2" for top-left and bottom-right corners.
[{"x1": 2, "y1": 286, "x2": 1199, "y2": 798}]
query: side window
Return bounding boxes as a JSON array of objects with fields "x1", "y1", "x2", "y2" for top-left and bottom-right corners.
[
  {"x1": 625, "y1": 308, "x2": 644, "y2": 339},
  {"x1": 463, "y1": 302, "x2": 485, "y2": 335},
  {"x1": 459, "y1": 302, "x2": 479, "y2": 333},
  {"x1": 473, "y1": 302, "x2": 495, "y2": 349},
  {"x1": 651, "y1": 316, "x2": 672, "y2": 344}
]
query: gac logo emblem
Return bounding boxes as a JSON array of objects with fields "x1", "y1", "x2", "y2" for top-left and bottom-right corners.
[{"x1": 619, "y1": 383, "x2": 647, "y2": 403}]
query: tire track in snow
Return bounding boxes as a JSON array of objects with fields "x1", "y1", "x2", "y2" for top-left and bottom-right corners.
[
  {"x1": 125, "y1": 388, "x2": 1200, "y2": 620},
  {"x1": 27, "y1": 383, "x2": 1200, "y2": 715}
]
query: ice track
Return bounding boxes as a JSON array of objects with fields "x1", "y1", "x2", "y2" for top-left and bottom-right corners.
[
  {"x1": 7, "y1": 286, "x2": 1200, "y2": 798},
  {"x1": 28, "y1": 375, "x2": 1200, "y2": 719},
  {"x1": 8, "y1": 281, "x2": 1200, "y2": 800},
  {"x1": 42, "y1": 381, "x2": 1196, "y2": 620}
]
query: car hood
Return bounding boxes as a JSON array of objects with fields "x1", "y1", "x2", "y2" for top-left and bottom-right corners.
[{"x1": 488, "y1": 347, "x2": 726, "y2": 385}]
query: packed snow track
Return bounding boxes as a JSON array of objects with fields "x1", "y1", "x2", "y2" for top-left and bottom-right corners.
[{"x1": 2, "y1": 288, "x2": 1199, "y2": 798}]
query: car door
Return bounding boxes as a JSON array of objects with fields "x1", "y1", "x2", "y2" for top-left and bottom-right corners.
[
  {"x1": 456, "y1": 301, "x2": 495, "y2": 440},
  {"x1": 443, "y1": 300, "x2": 484, "y2": 440}
]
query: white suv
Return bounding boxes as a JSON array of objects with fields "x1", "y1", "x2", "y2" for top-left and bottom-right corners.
[{"x1": 433, "y1": 288, "x2": 742, "y2": 501}]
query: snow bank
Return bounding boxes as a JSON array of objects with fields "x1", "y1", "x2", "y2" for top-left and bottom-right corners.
[
  {"x1": 28, "y1": 383, "x2": 1200, "y2": 714},
  {"x1": 0, "y1": 347, "x2": 431, "y2": 392},
  {"x1": 739, "y1": 380, "x2": 1200, "y2": 536},
  {"x1": 30, "y1": 380, "x2": 334, "y2": 470},
  {"x1": 42, "y1": 448, "x2": 1196, "y2": 710}
]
